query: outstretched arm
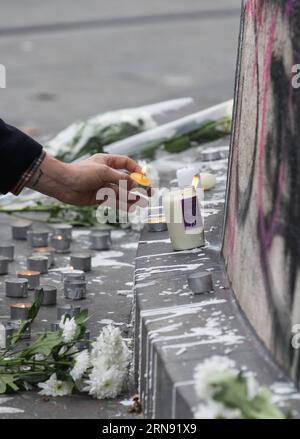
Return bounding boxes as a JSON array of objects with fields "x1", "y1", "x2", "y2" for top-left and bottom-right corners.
[{"x1": 26, "y1": 152, "x2": 142, "y2": 207}]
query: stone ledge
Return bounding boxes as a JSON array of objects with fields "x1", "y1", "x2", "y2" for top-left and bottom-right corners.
[{"x1": 133, "y1": 209, "x2": 300, "y2": 419}]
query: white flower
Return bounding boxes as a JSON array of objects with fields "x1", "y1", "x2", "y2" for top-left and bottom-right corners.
[
  {"x1": 70, "y1": 350, "x2": 90, "y2": 381},
  {"x1": 34, "y1": 354, "x2": 45, "y2": 361},
  {"x1": 83, "y1": 325, "x2": 131, "y2": 399},
  {"x1": 195, "y1": 400, "x2": 242, "y2": 419},
  {"x1": 194, "y1": 356, "x2": 238, "y2": 400},
  {"x1": 38, "y1": 373, "x2": 72, "y2": 397},
  {"x1": 59, "y1": 316, "x2": 77, "y2": 343},
  {"x1": 84, "y1": 358, "x2": 125, "y2": 399},
  {"x1": 90, "y1": 325, "x2": 130, "y2": 371}
]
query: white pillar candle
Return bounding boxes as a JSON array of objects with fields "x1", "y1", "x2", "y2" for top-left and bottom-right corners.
[
  {"x1": 176, "y1": 167, "x2": 200, "y2": 189},
  {"x1": 163, "y1": 187, "x2": 204, "y2": 251}
]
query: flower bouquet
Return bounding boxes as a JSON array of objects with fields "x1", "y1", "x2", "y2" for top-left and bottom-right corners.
[
  {"x1": 194, "y1": 356, "x2": 291, "y2": 419},
  {"x1": 0, "y1": 290, "x2": 130, "y2": 399}
]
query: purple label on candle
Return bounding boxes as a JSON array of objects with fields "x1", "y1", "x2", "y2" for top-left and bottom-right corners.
[{"x1": 181, "y1": 195, "x2": 202, "y2": 230}]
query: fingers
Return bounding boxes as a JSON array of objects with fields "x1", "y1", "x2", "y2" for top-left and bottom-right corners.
[
  {"x1": 105, "y1": 154, "x2": 142, "y2": 173},
  {"x1": 102, "y1": 165, "x2": 138, "y2": 191}
]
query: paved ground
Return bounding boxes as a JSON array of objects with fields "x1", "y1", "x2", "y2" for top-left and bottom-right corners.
[
  {"x1": 0, "y1": 218, "x2": 140, "y2": 418},
  {"x1": 0, "y1": 0, "x2": 240, "y2": 136},
  {"x1": 0, "y1": 0, "x2": 240, "y2": 419}
]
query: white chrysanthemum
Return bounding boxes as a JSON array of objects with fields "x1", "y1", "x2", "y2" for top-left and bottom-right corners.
[
  {"x1": 90, "y1": 325, "x2": 130, "y2": 371},
  {"x1": 38, "y1": 373, "x2": 72, "y2": 397},
  {"x1": 195, "y1": 400, "x2": 242, "y2": 419},
  {"x1": 70, "y1": 350, "x2": 90, "y2": 381},
  {"x1": 84, "y1": 358, "x2": 125, "y2": 399},
  {"x1": 194, "y1": 356, "x2": 238, "y2": 400},
  {"x1": 59, "y1": 316, "x2": 77, "y2": 343},
  {"x1": 83, "y1": 325, "x2": 131, "y2": 399}
]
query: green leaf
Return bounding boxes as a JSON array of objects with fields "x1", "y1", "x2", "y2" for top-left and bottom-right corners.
[
  {"x1": 0, "y1": 374, "x2": 19, "y2": 394},
  {"x1": 213, "y1": 372, "x2": 288, "y2": 419},
  {"x1": 75, "y1": 309, "x2": 89, "y2": 326},
  {"x1": 10, "y1": 290, "x2": 44, "y2": 347},
  {"x1": 21, "y1": 332, "x2": 62, "y2": 359},
  {"x1": 28, "y1": 289, "x2": 44, "y2": 321}
]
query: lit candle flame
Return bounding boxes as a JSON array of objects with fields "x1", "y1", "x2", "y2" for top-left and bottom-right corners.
[
  {"x1": 141, "y1": 165, "x2": 147, "y2": 175},
  {"x1": 192, "y1": 175, "x2": 200, "y2": 189}
]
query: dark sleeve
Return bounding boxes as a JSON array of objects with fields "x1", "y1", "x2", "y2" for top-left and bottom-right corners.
[{"x1": 0, "y1": 119, "x2": 43, "y2": 194}]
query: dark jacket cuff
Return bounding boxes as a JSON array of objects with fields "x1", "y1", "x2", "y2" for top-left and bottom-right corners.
[{"x1": 0, "y1": 119, "x2": 43, "y2": 194}]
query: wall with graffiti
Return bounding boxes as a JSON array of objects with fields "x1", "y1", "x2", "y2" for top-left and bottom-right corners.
[{"x1": 222, "y1": 0, "x2": 300, "y2": 386}]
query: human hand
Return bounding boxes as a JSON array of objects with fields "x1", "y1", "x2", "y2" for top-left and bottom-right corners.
[{"x1": 27, "y1": 153, "x2": 143, "y2": 209}]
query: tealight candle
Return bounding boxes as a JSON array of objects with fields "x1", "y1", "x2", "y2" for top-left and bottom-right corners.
[
  {"x1": 163, "y1": 185, "x2": 204, "y2": 251},
  {"x1": 10, "y1": 303, "x2": 32, "y2": 320},
  {"x1": 49, "y1": 321, "x2": 60, "y2": 332},
  {"x1": 33, "y1": 247, "x2": 55, "y2": 267},
  {"x1": 200, "y1": 172, "x2": 216, "y2": 191},
  {"x1": 27, "y1": 255, "x2": 48, "y2": 274},
  {"x1": 61, "y1": 269, "x2": 85, "y2": 282},
  {"x1": 70, "y1": 253, "x2": 92, "y2": 272},
  {"x1": 64, "y1": 280, "x2": 87, "y2": 300},
  {"x1": 0, "y1": 256, "x2": 9, "y2": 275},
  {"x1": 77, "y1": 329, "x2": 91, "y2": 350},
  {"x1": 35, "y1": 285, "x2": 57, "y2": 306},
  {"x1": 17, "y1": 271, "x2": 40, "y2": 290},
  {"x1": 51, "y1": 234, "x2": 71, "y2": 253},
  {"x1": 187, "y1": 271, "x2": 214, "y2": 294},
  {"x1": 57, "y1": 304, "x2": 81, "y2": 320},
  {"x1": 90, "y1": 231, "x2": 111, "y2": 251},
  {"x1": 11, "y1": 220, "x2": 32, "y2": 240},
  {"x1": 52, "y1": 224, "x2": 73, "y2": 241},
  {"x1": 27, "y1": 230, "x2": 49, "y2": 248},
  {"x1": 0, "y1": 243, "x2": 15, "y2": 261},
  {"x1": 0, "y1": 320, "x2": 30, "y2": 349},
  {"x1": 5, "y1": 278, "x2": 28, "y2": 298},
  {"x1": 147, "y1": 216, "x2": 168, "y2": 233},
  {"x1": 130, "y1": 172, "x2": 152, "y2": 188}
]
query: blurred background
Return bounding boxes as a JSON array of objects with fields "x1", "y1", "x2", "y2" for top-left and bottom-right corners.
[{"x1": 0, "y1": 0, "x2": 240, "y2": 139}]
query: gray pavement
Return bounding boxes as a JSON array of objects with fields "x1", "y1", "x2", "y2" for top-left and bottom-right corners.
[
  {"x1": 0, "y1": 0, "x2": 241, "y2": 419},
  {"x1": 0, "y1": 1, "x2": 240, "y2": 135},
  {"x1": 0, "y1": 218, "x2": 140, "y2": 419}
]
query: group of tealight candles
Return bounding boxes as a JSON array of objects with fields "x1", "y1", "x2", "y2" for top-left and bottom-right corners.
[{"x1": 0, "y1": 220, "x2": 112, "y2": 349}]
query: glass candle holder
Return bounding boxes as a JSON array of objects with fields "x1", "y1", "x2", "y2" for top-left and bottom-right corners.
[
  {"x1": 35, "y1": 285, "x2": 57, "y2": 306},
  {"x1": 49, "y1": 321, "x2": 60, "y2": 332},
  {"x1": 0, "y1": 256, "x2": 9, "y2": 275},
  {"x1": 0, "y1": 243, "x2": 15, "y2": 261},
  {"x1": 11, "y1": 220, "x2": 32, "y2": 240},
  {"x1": 77, "y1": 329, "x2": 91, "y2": 350},
  {"x1": 5, "y1": 278, "x2": 28, "y2": 298},
  {"x1": 163, "y1": 188, "x2": 205, "y2": 251},
  {"x1": 10, "y1": 303, "x2": 32, "y2": 320},
  {"x1": 5, "y1": 320, "x2": 31, "y2": 343},
  {"x1": 70, "y1": 253, "x2": 92, "y2": 272},
  {"x1": 27, "y1": 255, "x2": 48, "y2": 274},
  {"x1": 147, "y1": 216, "x2": 168, "y2": 232},
  {"x1": 52, "y1": 224, "x2": 73, "y2": 241},
  {"x1": 89, "y1": 231, "x2": 111, "y2": 251},
  {"x1": 33, "y1": 247, "x2": 55, "y2": 267},
  {"x1": 187, "y1": 271, "x2": 214, "y2": 294},
  {"x1": 27, "y1": 230, "x2": 49, "y2": 248},
  {"x1": 17, "y1": 271, "x2": 40, "y2": 290},
  {"x1": 64, "y1": 280, "x2": 87, "y2": 300},
  {"x1": 51, "y1": 234, "x2": 71, "y2": 253},
  {"x1": 62, "y1": 269, "x2": 85, "y2": 282},
  {"x1": 57, "y1": 304, "x2": 81, "y2": 320}
]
